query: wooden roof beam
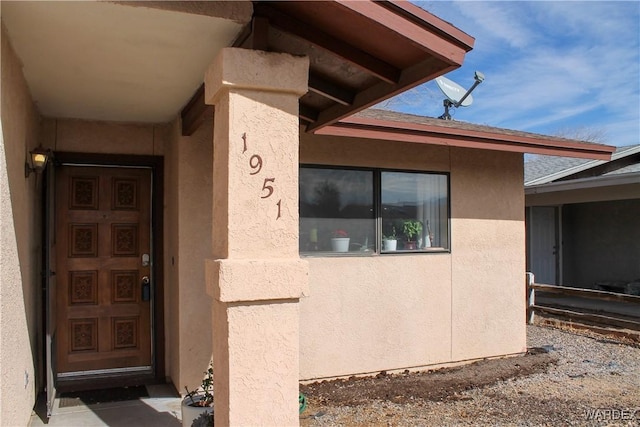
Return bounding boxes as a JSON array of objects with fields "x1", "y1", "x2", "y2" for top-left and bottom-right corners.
[
  {"x1": 299, "y1": 104, "x2": 319, "y2": 123},
  {"x1": 306, "y1": 57, "x2": 457, "y2": 132},
  {"x1": 253, "y1": 3, "x2": 400, "y2": 84},
  {"x1": 308, "y1": 74, "x2": 354, "y2": 106}
]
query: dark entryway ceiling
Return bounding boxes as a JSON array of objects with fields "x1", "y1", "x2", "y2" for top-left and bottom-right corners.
[{"x1": 181, "y1": 0, "x2": 474, "y2": 136}]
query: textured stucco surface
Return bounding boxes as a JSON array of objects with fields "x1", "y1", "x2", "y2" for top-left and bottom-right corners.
[
  {"x1": 450, "y1": 148, "x2": 526, "y2": 360},
  {"x1": 42, "y1": 117, "x2": 166, "y2": 156},
  {"x1": 209, "y1": 300, "x2": 302, "y2": 426},
  {"x1": 205, "y1": 48, "x2": 309, "y2": 426},
  {"x1": 0, "y1": 23, "x2": 41, "y2": 426},
  {"x1": 299, "y1": 134, "x2": 526, "y2": 379},
  {"x1": 151, "y1": 113, "x2": 217, "y2": 392},
  {"x1": 207, "y1": 258, "x2": 309, "y2": 302},
  {"x1": 300, "y1": 256, "x2": 453, "y2": 379},
  {"x1": 205, "y1": 49, "x2": 309, "y2": 262},
  {"x1": 175, "y1": 115, "x2": 214, "y2": 390}
]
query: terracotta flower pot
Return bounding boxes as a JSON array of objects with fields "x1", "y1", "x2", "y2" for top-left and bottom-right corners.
[{"x1": 404, "y1": 241, "x2": 417, "y2": 250}]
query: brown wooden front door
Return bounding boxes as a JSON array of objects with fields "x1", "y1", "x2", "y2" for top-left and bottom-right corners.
[{"x1": 55, "y1": 165, "x2": 152, "y2": 375}]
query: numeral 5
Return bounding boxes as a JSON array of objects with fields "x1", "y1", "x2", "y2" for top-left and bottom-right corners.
[{"x1": 261, "y1": 178, "x2": 275, "y2": 199}]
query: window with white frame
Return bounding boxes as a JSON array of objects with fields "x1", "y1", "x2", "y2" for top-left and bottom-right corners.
[{"x1": 299, "y1": 166, "x2": 449, "y2": 254}]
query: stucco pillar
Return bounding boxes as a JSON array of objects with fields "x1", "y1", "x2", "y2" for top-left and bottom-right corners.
[{"x1": 203, "y1": 48, "x2": 309, "y2": 426}]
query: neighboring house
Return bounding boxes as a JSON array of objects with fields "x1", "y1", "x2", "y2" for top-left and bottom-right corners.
[
  {"x1": 0, "y1": 1, "x2": 614, "y2": 426},
  {"x1": 525, "y1": 145, "x2": 640, "y2": 291}
]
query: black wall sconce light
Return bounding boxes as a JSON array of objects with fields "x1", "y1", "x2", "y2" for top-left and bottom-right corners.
[{"x1": 25, "y1": 145, "x2": 52, "y2": 178}]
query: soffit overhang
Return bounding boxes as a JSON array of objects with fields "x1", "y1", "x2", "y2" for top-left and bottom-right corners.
[
  {"x1": 525, "y1": 172, "x2": 640, "y2": 207},
  {"x1": 1, "y1": 1, "x2": 252, "y2": 123},
  {"x1": 2, "y1": 0, "x2": 475, "y2": 134},
  {"x1": 181, "y1": 0, "x2": 474, "y2": 135}
]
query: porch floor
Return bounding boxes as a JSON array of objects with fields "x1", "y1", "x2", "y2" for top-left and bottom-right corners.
[{"x1": 29, "y1": 384, "x2": 182, "y2": 427}]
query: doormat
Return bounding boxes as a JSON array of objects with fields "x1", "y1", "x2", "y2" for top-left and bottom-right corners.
[{"x1": 58, "y1": 385, "x2": 149, "y2": 408}]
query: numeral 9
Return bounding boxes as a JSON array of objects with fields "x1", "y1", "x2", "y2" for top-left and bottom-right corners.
[{"x1": 249, "y1": 155, "x2": 263, "y2": 175}]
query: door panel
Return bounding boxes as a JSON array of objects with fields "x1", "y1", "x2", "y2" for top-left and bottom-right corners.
[
  {"x1": 529, "y1": 206, "x2": 558, "y2": 285},
  {"x1": 55, "y1": 166, "x2": 152, "y2": 374}
]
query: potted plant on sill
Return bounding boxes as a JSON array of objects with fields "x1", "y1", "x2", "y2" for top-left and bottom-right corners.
[
  {"x1": 330, "y1": 229, "x2": 350, "y2": 252},
  {"x1": 402, "y1": 220, "x2": 422, "y2": 250},
  {"x1": 182, "y1": 366, "x2": 214, "y2": 427},
  {"x1": 382, "y1": 226, "x2": 398, "y2": 251}
]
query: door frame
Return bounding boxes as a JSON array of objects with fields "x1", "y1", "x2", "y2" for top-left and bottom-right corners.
[
  {"x1": 46, "y1": 152, "x2": 165, "y2": 390},
  {"x1": 526, "y1": 205, "x2": 561, "y2": 285},
  {"x1": 44, "y1": 159, "x2": 57, "y2": 416}
]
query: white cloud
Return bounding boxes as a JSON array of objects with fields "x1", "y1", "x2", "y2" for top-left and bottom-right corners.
[
  {"x1": 390, "y1": 1, "x2": 640, "y2": 146},
  {"x1": 452, "y1": 1, "x2": 538, "y2": 49}
]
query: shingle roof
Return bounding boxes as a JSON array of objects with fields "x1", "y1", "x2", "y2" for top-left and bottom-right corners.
[
  {"x1": 604, "y1": 162, "x2": 640, "y2": 175},
  {"x1": 524, "y1": 156, "x2": 597, "y2": 184},
  {"x1": 524, "y1": 144, "x2": 640, "y2": 185},
  {"x1": 357, "y1": 109, "x2": 609, "y2": 146},
  {"x1": 337, "y1": 108, "x2": 614, "y2": 160}
]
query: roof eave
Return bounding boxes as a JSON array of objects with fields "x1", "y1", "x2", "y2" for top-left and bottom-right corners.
[
  {"x1": 525, "y1": 144, "x2": 640, "y2": 185},
  {"x1": 302, "y1": 1, "x2": 474, "y2": 132},
  {"x1": 525, "y1": 172, "x2": 640, "y2": 193},
  {"x1": 313, "y1": 116, "x2": 615, "y2": 160},
  {"x1": 380, "y1": 0, "x2": 475, "y2": 53},
  {"x1": 524, "y1": 159, "x2": 604, "y2": 186}
]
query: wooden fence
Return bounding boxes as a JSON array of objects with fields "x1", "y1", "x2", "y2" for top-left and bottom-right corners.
[{"x1": 526, "y1": 273, "x2": 640, "y2": 330}]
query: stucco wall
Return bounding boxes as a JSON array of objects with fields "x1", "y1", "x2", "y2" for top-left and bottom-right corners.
[
  {"x1": 175, "y1": 115, "x2": 213, "y2": 391},
  {"x1": 162, "y1": 113, "x2": 214, "y2": 392},
  {"x1": 449, "y1": 147, "x2": 526, "y2": 361},
  {"x1": 0, "y1": 23, "x2": 42, "y2": 426},
  {"x1": 298, "y1": 134, "x2": 526, "y2": 379},
  {"x1": 42, "y1": 118, "x2": 165, "y2": 156}
]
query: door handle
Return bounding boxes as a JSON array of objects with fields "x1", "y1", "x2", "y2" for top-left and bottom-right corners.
[{"x1": 141, "y1": 276, "x2": 150, "y2": 301}]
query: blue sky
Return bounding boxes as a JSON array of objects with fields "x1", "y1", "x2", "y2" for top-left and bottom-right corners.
[{"x1": 382, "y1": 1, "x2": 639, "y2": 147}]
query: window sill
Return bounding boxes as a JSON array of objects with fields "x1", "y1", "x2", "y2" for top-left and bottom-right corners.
[
  {"x1": 301, "y1": 247, "x2": 449, "y2": 257},
  {"x1": 300, "y1": 250, "x2": 376, "y2": 258}
]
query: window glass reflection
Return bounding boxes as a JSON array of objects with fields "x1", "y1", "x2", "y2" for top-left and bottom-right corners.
[
  {"x1": 300, "y1": 168, "x2": 374, "y2": 253},
  {"x1": 381, "y1": 172, "x2": 449, "y2": 251}
]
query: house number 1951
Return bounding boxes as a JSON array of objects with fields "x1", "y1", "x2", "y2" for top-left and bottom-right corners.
[{"x1": 242, "y1": 133, "x2": 281, "y2": 219}]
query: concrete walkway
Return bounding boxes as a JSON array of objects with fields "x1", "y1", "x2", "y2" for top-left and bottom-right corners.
[{"x1": 29, "y1": 384, "x2": 183, "y2": 427}]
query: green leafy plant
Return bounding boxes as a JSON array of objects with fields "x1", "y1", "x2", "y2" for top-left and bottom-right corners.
[
  {"x1": 403, "y1": 220, "x2": 423, "y2": 241},
  {"x1": 184, "y1": 366, "x2": 214, "y2": 408}
]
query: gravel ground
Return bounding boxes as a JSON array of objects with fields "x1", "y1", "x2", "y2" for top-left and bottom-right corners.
[{"x1": 300, "y1": 325, "x2": 640, "y2": 426}]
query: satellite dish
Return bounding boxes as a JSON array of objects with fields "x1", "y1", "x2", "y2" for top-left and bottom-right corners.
[
  {"x1": 435, "y1": 71, "x2": 485, "y2": 120},
  {"x1": 436, "y1": 76, "x2": 474, "y2": 107}
]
